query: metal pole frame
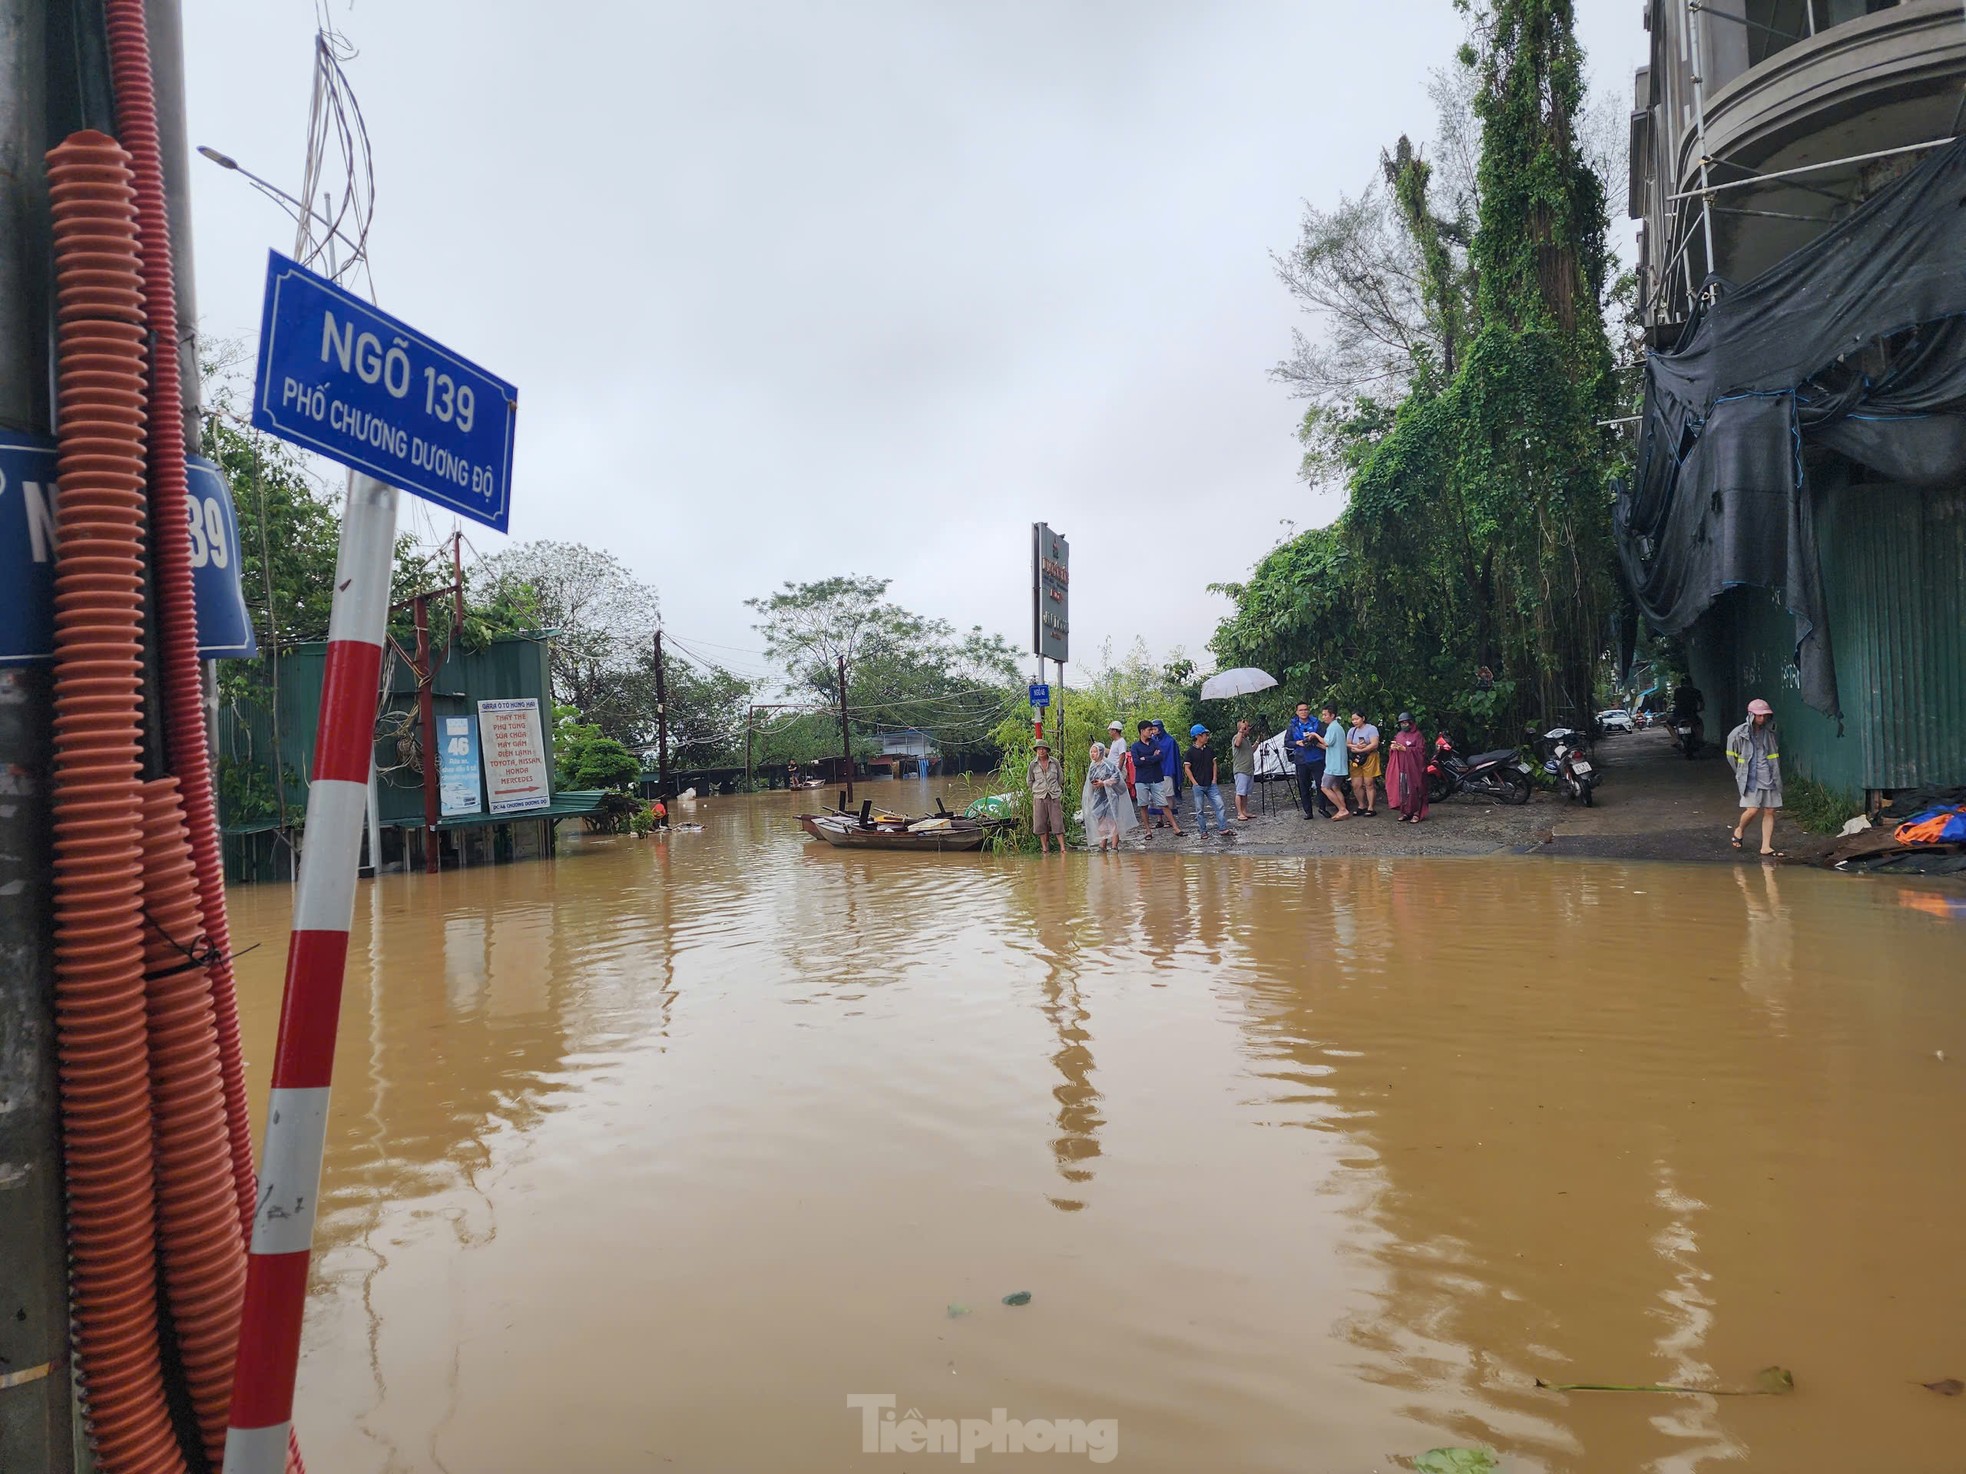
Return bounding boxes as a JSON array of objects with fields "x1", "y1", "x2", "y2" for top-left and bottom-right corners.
[
  {"x1": 1666, "y1": 134, "x2": 1959, "y2": 202},
  {"x1": 653, "y1": 628, "x2": 669, "y2": 799},
  {"x1": 0, "y1": 0, "x2": 74, "y2": 1459},
  {"x1": 836, "y1": 654, "x2": 854, "y2": 803},
  {"x1": 413, "y1": 592, "x2": 439, "y2": 873},
  {"x1": 224, "y1": 471, "x2": 400, "y2": 1473},
  {"x1": 1685, "y1": 0, "x2": 1719, "y2": 294}
]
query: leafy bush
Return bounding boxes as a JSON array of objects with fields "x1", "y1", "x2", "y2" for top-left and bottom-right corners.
[
  {"x1": 1783, "y1": 774, "x2": 1862, "y2": 836},
  {"x1": 562, "y1": 735, "x2": 641, "y2": 791}
]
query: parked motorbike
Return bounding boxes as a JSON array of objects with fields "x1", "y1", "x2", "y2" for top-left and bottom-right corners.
[
  {"x1": 1539, "y1": 726, "x2": 1597, "y2": 806},
  {"x1": 1670, "y1": 712, "x2": 1703, "y2": 759},
  {"x1": 1427, "y1": 733, "x2": 1533, "y2": 805}
]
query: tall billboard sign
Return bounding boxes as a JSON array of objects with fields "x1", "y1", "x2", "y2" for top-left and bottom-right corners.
[
  {"x1": 1032, "y1": 522, "x2": 1069, "y2": 664},
  {"x1": 477, "y1": 697, "x2": 551, "y2": 814}
]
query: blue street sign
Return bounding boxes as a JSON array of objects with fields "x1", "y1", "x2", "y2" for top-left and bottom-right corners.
[
  {"x1": 251, "y1": 251, "x2": 517, "y2": 531},
  {"x1": 0, "y1": 433, "x2": 257, "y2": 664},
  {"x1": 1029, "y1": 682, "x2": 1050, "y2": 709}
]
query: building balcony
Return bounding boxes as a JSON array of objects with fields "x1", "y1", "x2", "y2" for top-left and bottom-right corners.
[{"x1": 1671, "y1": 0, "x2": 1966, "y2": 288}]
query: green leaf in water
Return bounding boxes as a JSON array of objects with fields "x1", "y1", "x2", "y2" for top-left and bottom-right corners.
[
  {"x1": 946, "y1": 1303, "x2": 970, "y2": 1319},
  {"x1": 1001, "y1": 1290, "x2": 1032, "y2": 1307},
  {"x1": 1413, "y1": 1450, "x2": 1500, "y2": 1474}
]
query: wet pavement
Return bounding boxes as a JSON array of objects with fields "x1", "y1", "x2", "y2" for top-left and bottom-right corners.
[
  {"x1": 224, "y1": 787, "x2": 1966, "y2": 1472},
  {"x1": 1160, "y1": 726, "x2": 1828, "y2": 864}
]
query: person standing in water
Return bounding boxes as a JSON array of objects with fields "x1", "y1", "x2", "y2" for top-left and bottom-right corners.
[
  {"x1": 1027, "y1": 739, "x2": 1065, "y2": 855},
  {"x1": 1727, "y1": 698, "x2": 1785, "y2": 857},
  {"x1": 1084, "y1": 740, "x2": 1137, "y2": 852},
  {"x1": 1108, "y1": 720, "x2": 1135, "y2": 807}
]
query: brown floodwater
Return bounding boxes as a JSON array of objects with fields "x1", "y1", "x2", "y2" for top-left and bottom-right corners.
[{"x1": 223, "y1": 785, "x2": 1966, "y2": 1473}]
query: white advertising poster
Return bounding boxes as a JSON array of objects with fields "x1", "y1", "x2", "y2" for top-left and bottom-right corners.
[
  {"x1": 437, "y1": 714, "x2": 484, "y2": 818},
  {"x1": 476, "y1": 697, "x2": 551, "y2": 814}
]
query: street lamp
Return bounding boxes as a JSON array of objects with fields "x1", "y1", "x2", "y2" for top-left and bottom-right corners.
[{"x1": 195, "y1": 144, "x2": 363, "y2": 261}]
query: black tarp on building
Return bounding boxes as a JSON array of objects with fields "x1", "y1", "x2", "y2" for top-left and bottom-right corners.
[{"x1": 1617, "y1": 138, "x2": 1966, "y2": 721}]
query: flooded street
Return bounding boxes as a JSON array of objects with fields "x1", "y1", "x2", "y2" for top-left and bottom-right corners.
[{"x1": 223, "y1": 788, "x2": 1966, "y2": 1472}]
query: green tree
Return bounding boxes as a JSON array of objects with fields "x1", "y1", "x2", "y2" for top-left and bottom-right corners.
[
  {"x1": 201, "y1": 412, "x2": 342, "y2": 648},
  {"x1": 573, "y1": 645, "x2": 754, "y2": 763},
  {"x1": 470, "y1": 540, "x2": 661, "y2": 716},
  {"x1": 747, "y1": 576, "x2": 1020, "y2": 765},
  {"x1": 560, "y1": 733, "x2": 641, "y2": 791},
  {"x1": 1218, "y1": 1, "x2": 1619, "y2": 743},
  {"x1": 552, "y1": 705, "x2": 640, "y2": 789}
]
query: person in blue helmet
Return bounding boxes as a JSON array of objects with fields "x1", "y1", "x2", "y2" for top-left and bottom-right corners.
[{"x1": 1183, "y1": 723, "x2": 1229, "y2": 839}]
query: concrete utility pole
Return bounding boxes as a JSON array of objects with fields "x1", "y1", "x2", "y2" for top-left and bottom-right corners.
[
  {"x1": 0, "y1": 0, "x2": 78, "y2": 1466},
  {"x1": 652, "y1": 628, "x2": 669, "y2": 799},
  {"x1": 837, "y1": 654, "x2": 854, "y2": 802},
  {"x1": 413, "y1": 593, "x2": 440, "y2": 872}
]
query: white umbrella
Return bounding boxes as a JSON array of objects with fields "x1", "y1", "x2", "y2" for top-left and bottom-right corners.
[{"x1": 1199, "y1": 667, "x2": 1278, "y2": 701}]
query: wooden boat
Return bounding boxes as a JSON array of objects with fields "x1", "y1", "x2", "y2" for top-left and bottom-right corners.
[{"x1": 797, "y1": 801, "x2": 999, "y2": 852}]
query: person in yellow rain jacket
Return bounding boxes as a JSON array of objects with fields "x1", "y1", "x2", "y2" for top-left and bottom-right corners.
[{"x1": 1727, "y1": 698, "x2": 1784, "y2": 857}]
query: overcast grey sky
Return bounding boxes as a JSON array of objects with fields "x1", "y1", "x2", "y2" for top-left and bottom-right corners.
[{"x1": 184, "y1": 2, "x2": 1645, "y2": 685}]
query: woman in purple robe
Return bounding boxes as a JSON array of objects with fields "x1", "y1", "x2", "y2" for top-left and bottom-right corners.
[{"x1": 1387, "y1": 712, "x2": 1429, "y2": 823}]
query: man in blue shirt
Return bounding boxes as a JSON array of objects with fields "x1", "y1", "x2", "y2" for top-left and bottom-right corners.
[
  {"x1": 1151, "y1": 720, "x2": 1183, "y2": 804},
  {"x1": 1286, "y1": 701, "x2": 1333, "y2": 819},
  {"x1": 1130, "y1": 720, "x2": 1182, "y2": 835}
]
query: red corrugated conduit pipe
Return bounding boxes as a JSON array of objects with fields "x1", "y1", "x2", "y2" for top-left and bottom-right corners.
[
  {"x1": 103, "y1": 0, "x2": 259, "y2": 1243},
  {"x1": 139, "y1": 777, "x2": 249, "y2": 1469},
  {"x1": 45, "y1": 127, "x2": 187, "y2": 1474},
  {"x1": 104, "y1": 7, "x2": 309, "y2": 1469}
]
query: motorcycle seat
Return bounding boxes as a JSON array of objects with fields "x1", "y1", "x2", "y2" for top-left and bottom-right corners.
[{"x1": 1471, "y1": 748, "x2": 1519, "y2": 767}]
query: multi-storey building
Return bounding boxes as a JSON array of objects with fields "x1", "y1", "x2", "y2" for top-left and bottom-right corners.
[{"x1": 1623, "y1": 0, "x2": 1966, "y2": 799}]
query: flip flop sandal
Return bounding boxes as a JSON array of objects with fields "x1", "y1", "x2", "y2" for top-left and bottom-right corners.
[
  {"x1": 1761, "y1": 849, "x2": 1785, "y2": 858},
  {"x1": 1729, "y1": 832, "x2": 1743, "y2": 850}
]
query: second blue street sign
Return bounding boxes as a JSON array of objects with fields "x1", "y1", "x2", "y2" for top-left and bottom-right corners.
[{"x1": 251, "y1": 252, "x2": 517, "y2": 531}]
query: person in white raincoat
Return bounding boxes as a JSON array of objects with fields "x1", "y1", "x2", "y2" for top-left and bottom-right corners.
[{"x1": 1083, "y1": 741, "x2": 1139, "y2": 851}]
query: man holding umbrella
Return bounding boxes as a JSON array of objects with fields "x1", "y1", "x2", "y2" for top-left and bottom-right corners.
[{"x1": 1199, "y1": 668, "x2": 1280, "y2": 823}]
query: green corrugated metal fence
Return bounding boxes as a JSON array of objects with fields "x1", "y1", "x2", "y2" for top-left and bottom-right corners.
[
  {"x1": 1688, "y1": 480, "x2": 1966, "y2": 793},
  {"x1": 218, "y1": 633, "x2": 557, "y2": 831}
]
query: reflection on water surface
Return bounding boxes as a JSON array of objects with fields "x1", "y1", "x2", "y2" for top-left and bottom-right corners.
[{"x1": 222, "y1": 787, "x2": 1966, "y2": 1472}]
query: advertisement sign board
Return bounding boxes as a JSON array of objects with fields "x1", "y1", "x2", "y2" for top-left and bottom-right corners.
[
  {"x1": 476, "y1": 697, "x2": 551, "y2": 814},
  {"x1": 1032, "y1": 522, "x2": 1069, "y2": 663},
  {"x1": 438, "y1": 713, "x2": 484, "y2": 817}
]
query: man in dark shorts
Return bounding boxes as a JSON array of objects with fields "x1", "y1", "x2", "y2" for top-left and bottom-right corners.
[{"x1": 1027, "y1": 739, "x2": 1065, "y2": 854}]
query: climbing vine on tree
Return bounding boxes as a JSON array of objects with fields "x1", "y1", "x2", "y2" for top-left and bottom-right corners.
[{"x1": 1217, "y1": 0, "x2": 1621, "y2": 742}]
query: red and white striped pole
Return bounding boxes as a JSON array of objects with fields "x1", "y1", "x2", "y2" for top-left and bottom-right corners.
[{"x1": 223, "y1": 471, "x2": 399, "y2": 1474}]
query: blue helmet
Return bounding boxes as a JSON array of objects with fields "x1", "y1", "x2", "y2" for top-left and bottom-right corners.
[{"x1": 1189, "y1": 723, "x2": 1208, "y2": 737}]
